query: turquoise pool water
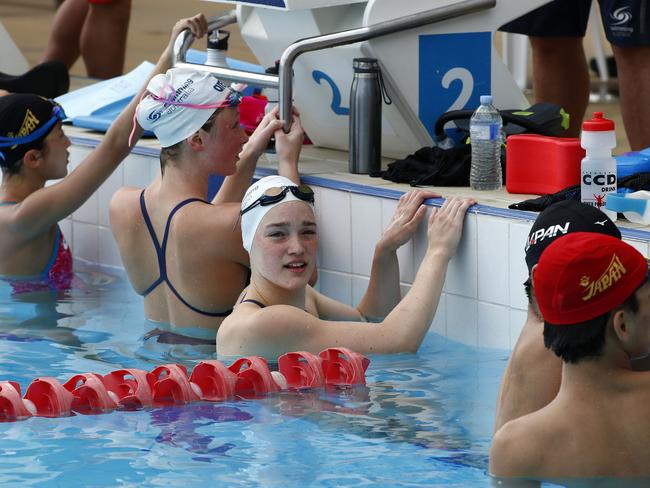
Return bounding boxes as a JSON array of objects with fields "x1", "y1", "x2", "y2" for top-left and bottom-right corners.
[{"x1": 0, "y1": 263, "x2": 507, "y2": 487}]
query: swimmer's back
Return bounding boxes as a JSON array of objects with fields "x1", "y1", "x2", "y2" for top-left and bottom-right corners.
[{"x1": 110, "y1": 184, "x2": 250, "y2": 329}]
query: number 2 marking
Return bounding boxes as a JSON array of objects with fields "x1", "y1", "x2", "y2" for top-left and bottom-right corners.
[
  {"x1": 441, "y1": 67, "x2": 473, "y2": 112},
  {"x1": 312, "y1": 70, "x2": 350, "y2": 116}
]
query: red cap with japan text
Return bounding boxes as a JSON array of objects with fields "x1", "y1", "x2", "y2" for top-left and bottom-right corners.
[{"x1": 534, "y1": 232, "x2": 647, "y2": 325}]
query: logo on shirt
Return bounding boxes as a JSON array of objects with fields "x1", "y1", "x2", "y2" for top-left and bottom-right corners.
[{"x1": 610, "y1": 7, "x2": 632, "y2": 26}]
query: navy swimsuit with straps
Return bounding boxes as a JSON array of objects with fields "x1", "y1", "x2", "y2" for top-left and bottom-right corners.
[{"x1": 139, "y1": 189, "x2": 232, "y2": 317}]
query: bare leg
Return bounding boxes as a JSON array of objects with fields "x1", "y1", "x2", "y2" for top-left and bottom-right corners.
[
  {"x1": 80, "y1": 0, "x2": 132, "y2": 79},
  {"x1": 529, "y1": 36, "x2": 590, "y2": 138},
  {"x1": 41, "y1": 0, "x2": 88, "y2": 69},
  {"x1": 611, "y1": 45, "x2": 650, "y2": 150}
]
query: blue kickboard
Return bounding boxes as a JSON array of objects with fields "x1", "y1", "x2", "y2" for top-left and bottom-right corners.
[{"x1": 72, "y1": 50, "x2": 264, "y2": 135}]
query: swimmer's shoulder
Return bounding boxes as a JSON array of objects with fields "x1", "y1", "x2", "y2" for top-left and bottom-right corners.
[{"x1": 490, "y1": 416, "x2": 543, "y2": 478}]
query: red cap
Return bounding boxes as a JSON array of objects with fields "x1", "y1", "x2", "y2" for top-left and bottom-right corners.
[
  {"x1": 582, "y1": 112, "x2": 615, "y2": 131},
  {"x1": 534, "y1": 233, "x2": 647, "y2": 325}
]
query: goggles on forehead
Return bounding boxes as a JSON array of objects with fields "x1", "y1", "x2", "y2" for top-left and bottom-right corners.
[
  {"x1": 240, "y1": 185, "x2": 315, "y2": 216},
  {"x1": 149, "y1": 83, "x2": 243, "y2": 111},
  {"x1": 128, "y1": 84, "x2": 244, "y2": 147},
  {"x1": 0, "y1": 104, "x2": 66, "y2": 149}
]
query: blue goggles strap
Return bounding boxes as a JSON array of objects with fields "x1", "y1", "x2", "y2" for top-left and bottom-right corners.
[{"x1": 0, "y1": 105, "x2": 66, "y2": 149}]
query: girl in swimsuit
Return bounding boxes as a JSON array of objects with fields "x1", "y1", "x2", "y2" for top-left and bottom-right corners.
[
  {"x1": 217, "y1": 175, "x2": 476, "y2": 359},
  {"x1": 0, "y1": 13, "x2": 208, "y2": 293}
]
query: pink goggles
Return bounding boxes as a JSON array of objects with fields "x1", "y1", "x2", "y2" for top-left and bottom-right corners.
[{"x1": 128, "y1": 83, "x2": 244, "y2": 147}]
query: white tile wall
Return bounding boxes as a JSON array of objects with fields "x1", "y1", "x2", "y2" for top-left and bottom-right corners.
[
  {"x1": 351, "y1": 275, "x2": 369, "y2": 307},
  {"x1": 124, "y1": 154, "x2": 156, "y2": 188},
  {"x1": 508, "y1": 221, "x2": 533, "y2": 311},
  {"x1": 350, "y1": 194, "x2": 382, "y2": 276},
  {"x1": 509, "y1": 308, "x2": 528, "y2": 348},
  {"x1": 446, "y1": 294, "x2": 478, "y2": 346},
  {"x1": 477, "y1": 302, "x2": 511, "y2": 350},
  {"x1": 477, "y1": 215, "x2": 510, "y2": 306},
  {"x1": 98, "y1": 226, "x2": 123, "y2": 268},
  {"x1": 431, "y1": 291, "x2": 446, "y2": 337},
  {"x1": 97, "y1": 167, "x2": 123, "y2": 227},
  {"x1": 319, "y1": 269, "x2": 352, "y2": 306},
  {"x1": 70, "y1": 147, "x2": 98, "y2": 223},
  {"x1": 317, "y1": 188, "x2": 351, "y2": 273},
  {"x1": 72, "y1": 222, "x2": 99, "y2": 264},
  {"x1": 444, "y1": 211, "x2": 478, "y2": 299}
]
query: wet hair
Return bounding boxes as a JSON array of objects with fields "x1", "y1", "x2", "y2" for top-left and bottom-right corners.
[
  {"x1": 543, "y1": 286, "x2": 641, "y2": 363},
  {"x1": 523, "y1": 276, "x2": 532, "y2": 304},
  {"x1": 158, "y1": 109, "x2": 222, "y2": 175}
]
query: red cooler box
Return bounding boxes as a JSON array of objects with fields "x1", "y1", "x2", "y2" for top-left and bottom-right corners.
[{"x1": 506, "y1": 134, "x2": 584, "y2": 195}]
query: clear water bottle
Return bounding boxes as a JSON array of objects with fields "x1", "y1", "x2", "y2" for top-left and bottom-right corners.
[
  {"x1": 206, "y1": 30, "x2": 229, "y2": 68},
  {"x1": 469, "y1": 95, "x2": 502, "y2": 190}
]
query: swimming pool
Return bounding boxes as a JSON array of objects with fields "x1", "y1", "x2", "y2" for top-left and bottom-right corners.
[{"x1": 0, "y1": 262, "x2": 510, "y2": 487}]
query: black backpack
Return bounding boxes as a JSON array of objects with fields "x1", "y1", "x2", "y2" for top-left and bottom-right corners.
[{"x1": 374, "y1": 103, "x2": 568, "y2": 187}]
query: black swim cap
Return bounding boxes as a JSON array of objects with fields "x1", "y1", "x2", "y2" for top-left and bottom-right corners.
[
  {"x1": 525, "y1": 200, "x2": 620, "y2": 273},
  {"x1": 0, "y1": 94, "x2": 58, "y2": 170}
]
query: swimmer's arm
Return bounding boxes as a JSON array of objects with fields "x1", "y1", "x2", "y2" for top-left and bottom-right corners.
[
  {"x1": 204, "y1": 203, "x2": 250, "y2": 267},
  {"x1": 9, "y1": 15, "x2": 209, "y2": 237},
  {"x1": 232, "y1": 250, "x2": 451, "y2": 354},
  {"x1": 213, "y1": 108, "x2": 284, "y2": 204},
  {"x1": 356, "y1": 190, "x2": 440, "y2": 319},
  {"x1": 225, "y1": 250, "x2": 447, "y2": 355},
  {"x1": 310, "y1": 286, "x2": 366, "y2": 322},
  {"x1": 274, "y1": 108, "x2": 303, "y2": 184}
]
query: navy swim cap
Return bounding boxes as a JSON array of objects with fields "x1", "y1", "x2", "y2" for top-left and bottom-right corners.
[
  {"x1": 525, "y1": 200, "x2": 620, "y2": 273},
  {"x1": 0, "y1": 94, "x2": 59, "y2": 170}
]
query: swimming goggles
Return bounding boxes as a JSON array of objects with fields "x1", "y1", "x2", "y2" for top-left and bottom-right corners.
[
  {"x1": 128, "y1": 84, "x2": 243, "y2": 147},
  {"x1": 0, "y1": 103, "x2": 66, "y2": 162},
  {"x1": 148, "y1": 85, "x2": 243, "y2": 110},
  {"x1": 240, "y1": 185, "x2": 315, "y2": 216}
]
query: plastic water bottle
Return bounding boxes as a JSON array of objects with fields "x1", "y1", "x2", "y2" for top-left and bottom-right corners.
[
  {"x1": 206, "y1": 30, "x2": 229, "y2": 68},
  {"x1": 470, "y1": 95, "x2": 502, "y2": 190},
  {"x1": 580, "y1": 111, "x2": 617, "y2": 221}
]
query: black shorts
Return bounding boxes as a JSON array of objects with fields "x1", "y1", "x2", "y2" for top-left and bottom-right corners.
[{"x1": 499, "y1": 0, "x2": 650, "y2": 47}]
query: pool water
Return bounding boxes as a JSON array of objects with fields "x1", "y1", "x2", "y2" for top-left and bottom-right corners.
[{"x1": 0, "y1": 263, "x2": 509, "y2": 487}]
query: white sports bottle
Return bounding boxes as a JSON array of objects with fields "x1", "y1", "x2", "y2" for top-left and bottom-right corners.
[{"x1": 580, "y1": 112, "x2": 617, "y2": 221}]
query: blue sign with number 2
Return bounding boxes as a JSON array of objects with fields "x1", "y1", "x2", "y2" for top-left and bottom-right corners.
[{"x1": 418, "y1": 32, "x2": 491, "y2": 140}]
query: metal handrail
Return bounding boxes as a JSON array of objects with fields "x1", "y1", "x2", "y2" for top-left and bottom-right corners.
[
  {"x1": 173, "y1": 10, "x2": 280, "y2": 88},
  {"x1": 278, "y1": 0, "x2": 495, "y2": 130},
  {"x1": 173, "y1": 1, "x2": 496, "y2": 132}
]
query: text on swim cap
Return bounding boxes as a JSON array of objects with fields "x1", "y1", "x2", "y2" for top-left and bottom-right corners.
[
  {"x1": 8, "y1": 109, "x2": 41, "y2": 142},
  {"x1": 580, "y1": 253, "x2": 627, "y2": 302},
  {"x1": 147, "y1": 78, "x2": 195, "y2": 121},
  {"x1": 525, "y1": 222, "x2": 570, "y2": 252}
]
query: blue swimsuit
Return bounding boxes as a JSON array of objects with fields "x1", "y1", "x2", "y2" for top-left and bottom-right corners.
[
  {"x1": 139, "y1": 190, "x2": 232, "y2": 317},
  {"x1": 0, "y1": 202, "x2": 73, "y2": 293}
]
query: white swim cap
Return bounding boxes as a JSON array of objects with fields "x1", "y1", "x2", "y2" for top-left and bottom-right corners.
[
  {"x1": 136, "y1": 67, "x2": 240, "y2": 148},
  {"x1": 240, "y1": 175, "x2": 315, "y2": 253}
]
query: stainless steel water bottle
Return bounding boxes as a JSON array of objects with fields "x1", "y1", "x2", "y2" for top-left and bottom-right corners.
[{"x1": 349, "y1": 58, "x2": 383, "y2": 174}]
